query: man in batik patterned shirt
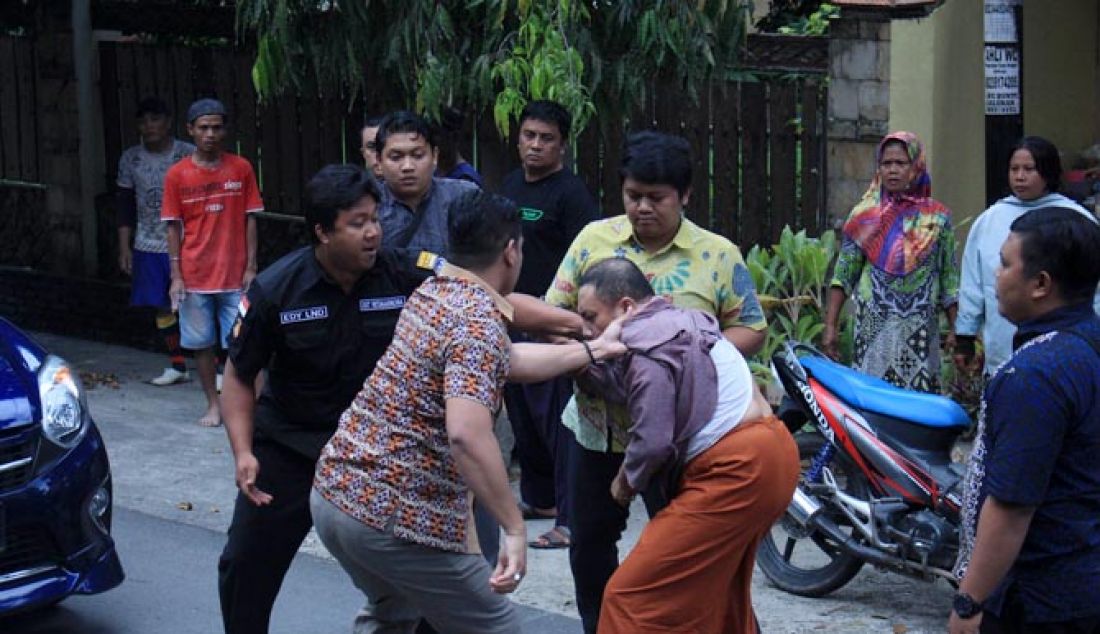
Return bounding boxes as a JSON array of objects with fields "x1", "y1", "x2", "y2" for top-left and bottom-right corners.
[{"x1": 311, "y1": 190, "x2": 628, "y2": 633}]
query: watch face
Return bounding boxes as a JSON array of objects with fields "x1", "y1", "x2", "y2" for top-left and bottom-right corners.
[{"x1": 953, "y1": 593, "x2": 980, "y2": 618}]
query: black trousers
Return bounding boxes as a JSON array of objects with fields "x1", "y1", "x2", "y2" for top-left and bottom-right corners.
[
  {"x1": 218, "y1": 440, "x2": 316, "y2": 634},
  {"x1": 566, "y1": 436, "x2": 662, "y2": 634},
  {"x1": 983, "y1": 592, "x2": 1100, "y2": 634},
  {"x1": 503, "y1": 375, "x2": 573, "y2": 527}
]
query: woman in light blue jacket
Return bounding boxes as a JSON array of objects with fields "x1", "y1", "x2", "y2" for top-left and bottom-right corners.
[{"x1": 954, "y1": 136, "x2": 1098, "y2": 376}]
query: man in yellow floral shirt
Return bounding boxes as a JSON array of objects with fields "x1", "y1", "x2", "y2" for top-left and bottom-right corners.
[{"x1": 543, "y1": 130, "x2": 767, "y2": 633}]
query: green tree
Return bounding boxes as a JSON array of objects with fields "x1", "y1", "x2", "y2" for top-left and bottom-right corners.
[
  {"x1": 235, "y1": 0, "x2": 753, "y2": 138},
  {"x1": 756, "y1": 0, "x2": 831, "y2": 33}
]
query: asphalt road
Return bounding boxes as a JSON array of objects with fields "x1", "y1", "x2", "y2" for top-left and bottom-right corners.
[
  {"x1": 10, "y1": 332, "x2": 956, "y2": 633},
  {"x1": 0, "y1": 507, "x2": 578, "y2": 634}
]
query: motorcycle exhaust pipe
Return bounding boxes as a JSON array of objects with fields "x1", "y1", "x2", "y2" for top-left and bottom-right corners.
[
  {"x1": 806, "y1": 509, "x2": 914, "y2": 572},
  {"x1": 786, "y1": 489, "x2": 959, "y2": 582},
  {"x1": 787, "y1": 488, "x2": 823, "y2": 528}
]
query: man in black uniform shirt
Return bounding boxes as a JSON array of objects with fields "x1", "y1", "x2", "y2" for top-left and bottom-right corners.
[
  {"x1": 218, "y1": 164, "x2": 583, "y2": 633},
  {"x1": 217, "y1": 165, "x2": 431, "y2": 633},
  {"x1": 499, "y1": 100, "x2": 600, "y2": 548}
]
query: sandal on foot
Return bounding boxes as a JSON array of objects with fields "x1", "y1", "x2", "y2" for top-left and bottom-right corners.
[{"x1": 529, "y1": 526, "x2": 571, "y2": 549}]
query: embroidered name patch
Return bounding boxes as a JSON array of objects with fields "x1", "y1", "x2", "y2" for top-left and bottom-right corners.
[
  {"x1": 360, "y1": 296, "x2": 405, "y2": 312},
  {"x1": 280, "y1": 306, "x2": 329, "y2": 324}
]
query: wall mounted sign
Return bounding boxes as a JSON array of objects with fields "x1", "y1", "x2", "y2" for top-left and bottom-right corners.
[
  {"x1": 985, "y1": 45, "x2": 1020, "y2": 115},
  {"x1": 984, "y1": 0, "x2": 1021, "y2": 43}
]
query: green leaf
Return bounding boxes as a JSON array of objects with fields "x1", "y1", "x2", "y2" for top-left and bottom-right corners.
[{"x1": 234, "y1": 0, "x2": 749, "y2": 122}]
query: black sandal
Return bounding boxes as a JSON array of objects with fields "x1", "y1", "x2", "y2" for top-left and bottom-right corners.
[{"x1": 529, "y1": 526, "x2": 571, "y2": 549}]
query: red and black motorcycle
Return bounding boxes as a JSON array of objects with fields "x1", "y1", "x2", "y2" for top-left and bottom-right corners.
[{"x1": 757, "y1": 342, "x2": 970, "y2": 597}]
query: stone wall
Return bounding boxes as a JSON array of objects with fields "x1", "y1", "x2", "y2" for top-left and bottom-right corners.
[{"x1": 827, "y1": 17, "x2": 892, "y2": 227}]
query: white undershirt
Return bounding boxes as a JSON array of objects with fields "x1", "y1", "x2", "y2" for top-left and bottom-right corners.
[{"x1": 684, "y1": 337, "x2": 754, "y2": 462}]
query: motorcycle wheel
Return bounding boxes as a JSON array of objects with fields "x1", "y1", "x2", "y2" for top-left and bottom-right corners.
[{"x1": 757, "y1": 432, "x2": 868, "y2": 597}]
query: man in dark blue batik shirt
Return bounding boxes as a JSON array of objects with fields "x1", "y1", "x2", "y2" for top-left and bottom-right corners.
[{"x1": 951, "y1": 207, "x2": 1100, "y2": 634}]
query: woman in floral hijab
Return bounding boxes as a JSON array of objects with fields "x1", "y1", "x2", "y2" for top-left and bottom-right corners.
[{"x1": 822, "y1": 131, "x2": 960, "y2": 393}]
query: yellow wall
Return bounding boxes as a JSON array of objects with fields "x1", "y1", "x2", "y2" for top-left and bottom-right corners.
[
  {"x1": 890, "y1": 21, "x2": 935, "y2": 150},
  {"x1": 890, "y1": 0, "x2": 986, "y2": 234},
  {"x1": 890, "y1": 0, "x2": 1100, "y2": 235},
  {"x1": 1023, "y1": 0, "x2": 1099, "y2": 166}
]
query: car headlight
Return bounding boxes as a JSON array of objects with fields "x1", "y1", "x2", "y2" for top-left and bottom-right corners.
[{"x1": 37, "y1": 355, "x2": 89, "y2": 448}]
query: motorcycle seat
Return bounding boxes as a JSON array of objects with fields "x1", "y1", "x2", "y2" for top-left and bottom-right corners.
[{"x1": 801, "y1": 356, "x2": 970, "y2": 429}]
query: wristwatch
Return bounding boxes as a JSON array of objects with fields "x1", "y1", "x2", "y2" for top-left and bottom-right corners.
[{"x1": 953, "y1": 592, "x2": 983, "y2": 619}]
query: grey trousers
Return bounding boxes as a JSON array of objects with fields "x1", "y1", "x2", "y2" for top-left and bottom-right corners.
[{"x1": 310, "y1": 490, "x2": 520, "y2": 634}]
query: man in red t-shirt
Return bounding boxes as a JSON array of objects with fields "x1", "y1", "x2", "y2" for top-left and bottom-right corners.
[{"x1": 162, "y1": 98, "x2": 263, "y2": 427}]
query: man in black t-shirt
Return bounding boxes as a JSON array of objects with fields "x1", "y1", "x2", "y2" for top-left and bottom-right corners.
[{"x1": 498, "y1": 100, "x2": 599, "y2": 549}]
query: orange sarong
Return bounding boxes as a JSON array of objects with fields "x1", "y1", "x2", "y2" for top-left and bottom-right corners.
[{"x1": 597, "y1": 415, "x2": 800, "y2": 634}]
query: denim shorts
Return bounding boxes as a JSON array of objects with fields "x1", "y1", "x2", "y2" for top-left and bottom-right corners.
[{"x1": 178, "y1": 290, "x2": 240, "y2": 350}]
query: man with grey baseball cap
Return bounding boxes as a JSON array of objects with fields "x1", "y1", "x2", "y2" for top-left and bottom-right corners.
[
  {"x1": 162, "y1": 97, "x2": 263, "y2": 430},
  {"x1": 186, "y1": 97, "x2": 227, "y2": 123}
]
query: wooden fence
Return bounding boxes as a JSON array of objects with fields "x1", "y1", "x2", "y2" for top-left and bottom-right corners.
[
  {"x1": 98, "y1": 35, "x2": 827, "y2": 249},
  {"x1": 0, "y1": 35, "x2": 40, "y2": 184}
]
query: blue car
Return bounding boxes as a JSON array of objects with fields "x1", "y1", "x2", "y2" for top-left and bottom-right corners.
[{"x1": 0, "y1": 318, "x2": 123, "y2": 614}]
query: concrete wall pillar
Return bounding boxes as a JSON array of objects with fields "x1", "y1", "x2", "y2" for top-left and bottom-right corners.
[{"x1": 826, "y1": 17, "x2": 892, "y2": 228}]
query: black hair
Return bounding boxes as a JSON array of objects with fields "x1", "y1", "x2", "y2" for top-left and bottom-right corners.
[
  {"x1": 620, "y1": 131, "x2": 693, "y2": 195},
  {"x1": 304, "y1": 164, "x2": 380, "y2": 244},
  {"x1": 435, "y1": 106, "x2": 471, "y2": 174},
  {"x1": 1012, "y1": 136, "x2": 1062, "y2": 194},
  {"x1": 363, "y1": 115, "x2": 386, "y2": 129},
  {"x1": 519, "y1": 100, "x2": 571, "y2": 139},
  {"x1": 136, "y1": 97, "x2": 170, "y2": 119},
  {"x1": 376, "y1": 110, "x2": 436, "y2": 152},
  {"x1": 1010, "y1": 207, "x2": 1100, "y2": 303},
  {"x1": 440, "y1": 106, "x2": 466, "y2": 134},
  {"x1": 447, "y1": 190, "x2": 522, "y2": 270},
  {"x1": 578, "y1": 258, "x2": 655, "y2": 305},
  {"x1": 360, "y1": 115, "x2": 386, "y2": 154}
]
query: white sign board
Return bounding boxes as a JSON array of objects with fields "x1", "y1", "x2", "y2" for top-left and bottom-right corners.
[
  {"x1": 984, "y1": 0, "x2": 1020, "y2": 43},
  {"x1": 985, "y1": 45, "x2": 1020, "y2": 115}
]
